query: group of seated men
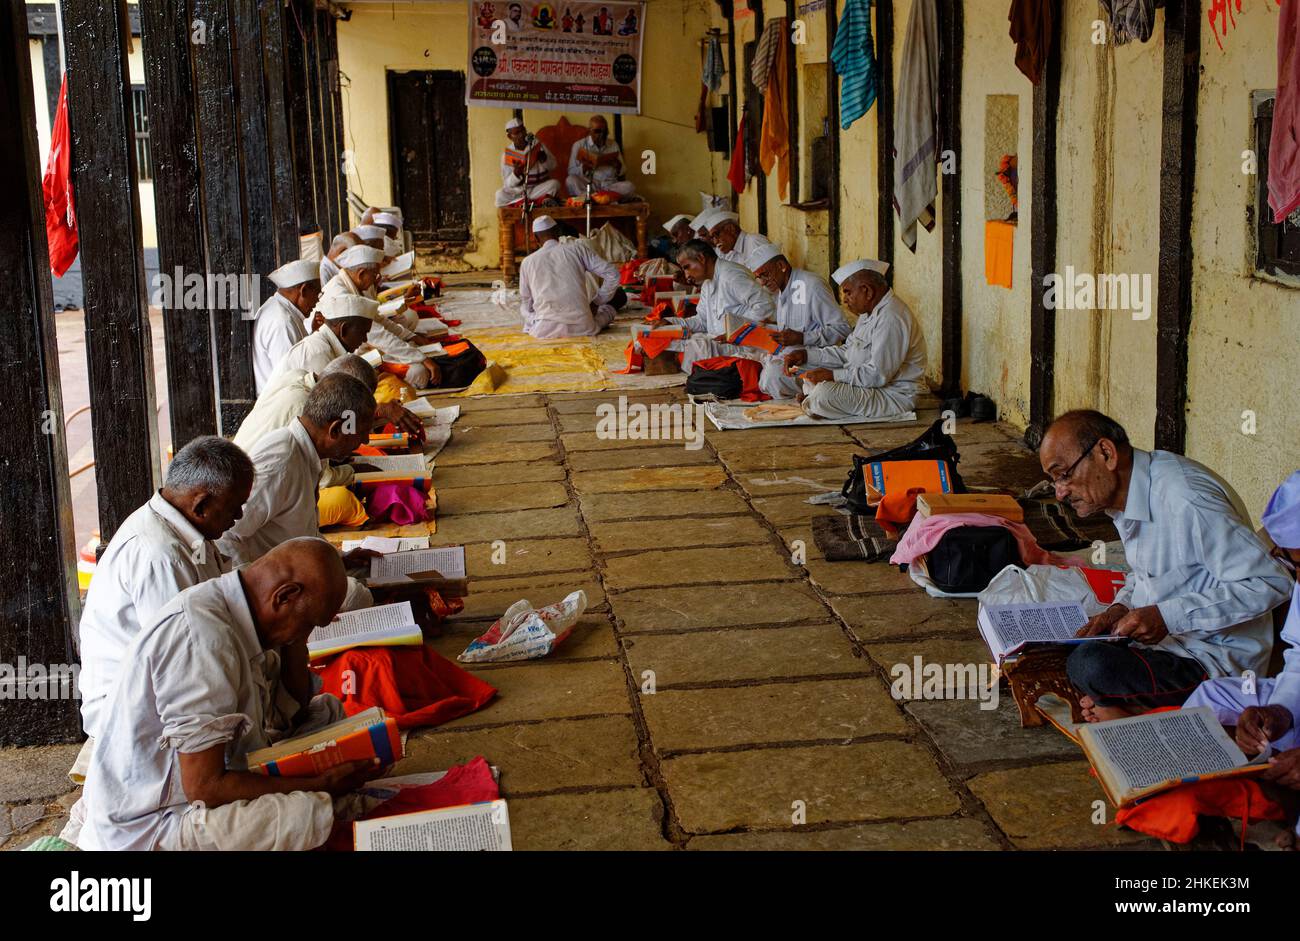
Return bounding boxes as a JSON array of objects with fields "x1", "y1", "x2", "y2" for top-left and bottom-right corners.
[
  {"x1": 493, "y1": 114, "x2": 639, "y2": 208},
  {"x1": 60, "y1": 208, "x2": 455, "y2": 850}
]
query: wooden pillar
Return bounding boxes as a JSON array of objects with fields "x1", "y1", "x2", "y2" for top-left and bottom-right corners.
[
  {"x1": 260, "y1": 0, "x2": 300, "y2": 265},
  {"x1": 825, "y1": 0, "x2": 840, "y2": 273},
  {"x1": 752, "y1": 0, "x2": 768, "y2": 235},
  {"x1": 316, "y1": 7, "x2": 341, "y2": 238},
  {"x1": 874, "y1": 0, "x2": 894, "y2": 279},
  {"x1": 61, "y1": 0, "x2": 162, "y2": 542},
  {"x1": 306, "y1": 5, "x2": 334, "y2": 243},
  {"x1": 0, "y1": 0, "x2": 82, "y2": 743},
  {"x1": 724, "y1": 3, "x2": 739, "y2": 205},
  {"x1": 192, "y1": 0, "x2": 256, "y2": 433},
  {"x1": 1153, "y1": 0, "x2": 1200, "y2": 454},
  {"x1": 284, "y1": 0, "x2": 318, "y2": 237},
  {"x1": 326, "y1": 13, "x2": 349, "y2": 231},
  {"x1": 139, "y1": 0, "x2": 220, "y2": 448},
  {"x1": 936, "y1": 0, "x2": 962, "y2": 397},
  {"x1": 783, "y1": 0, "x2": 798, "y2": 204},
  {"x1": 232, "y1": 0, "x2": 277, "y2": 311},
  {"x1": 1025, "y1": 5, "x2": 1061, "y2": 449}
]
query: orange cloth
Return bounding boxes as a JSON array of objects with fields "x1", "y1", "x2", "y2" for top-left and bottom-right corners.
[
  {"x1": 692, "y1": 355, "x2": 770, "y2": 402},
  {"x1": 379, "y1": 362, "x2": 410, "y2": 379},
  {"x1": 985, "y1": 220, "x2": 1015, "y2": 288},
  {"x1": 1115, "y1": 778, "x2": 1288, "y2": 846},
  {"x1": 759, "y1": 31, "x2": 791, "y2": 200}
]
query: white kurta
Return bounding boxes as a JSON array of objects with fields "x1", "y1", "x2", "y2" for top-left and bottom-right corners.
[
  {"x1": 495, "y1": 142, "x2": 561, "y2": 207},
  {"x1": 757, "y1": 269, "x2": 851, "y2": 397},
  {"x1": 77, "y1": 493, "x2": 229, "y2": 741},
  {"x1": 319, "y1": 255, "x2": 341, "y2": 286},
  {"x1": 233, "y1": 370, "x2": 355, "y2": 488},
  {"x1": 319, "y1": 270, "x2": 426, "y2": 368},
  {"x1": 566, "y1": 137, "x2": 636, "y2": 197},
  {"x1": 273, "y1": 323, "x2": 349, "y2": 380},
  {"x1": 79, "y1": 571, "x2": 334, "y2": 851},
  {"x1": 718, "y1": 230, "x2": 775, "y2": 271},
  {"x1": 676, "y1": 258, "x2": 776, "y2": 336},
  {"x1": 519, "y1": 239, "x2": 620, "y2": 338},
  {"x1": 252, "y1": 293, "x2": 308, "y2": 393}
]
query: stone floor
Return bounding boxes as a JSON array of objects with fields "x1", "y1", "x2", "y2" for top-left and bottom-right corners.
[{"x1": 1, "y1": 386, "x2": 1211, "y2": 851}]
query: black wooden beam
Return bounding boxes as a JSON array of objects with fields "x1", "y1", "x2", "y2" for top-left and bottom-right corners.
[
  {"x1": 825, "y1": 0, "x2": 840, "y2": 274},
  {"x1": 0, "y1": 0, "x2": 82, "y2": 744},
  {"x1": 1025, "y1": 3, "x2": 1061, "y2": 450},
  {"x1": 283, "y1": 0, "x2": 318, "y2": 237},
  {"x1": 61, "y1": 0, "x2": 162, "y2": 542},
  {"x1": 192, "y1": 0, "x2": 256, "y2": 433},
  {"x1": 752, "y1": 0, "x2": 768, "y2": 235},
  {"x1": 41, "y1": 35, "x2": 60, "y2": 125},
  {"x1": 232, "y1": 0, "x2": 277, "y2": 311},
  {"x1": 784, "y1": 0, "x2": 798, "y2": 205},
  {"x1": 723, "y1": 6, "x2": 739, "y2": 204},
  {"x1": 317, "y1": 8, "x2": 342, "y2": 238},
  {"x1": 327, "y1": 15, "x2": 349, "y2": 232},
  {"x1": 875, "y1": 0, "x2": 894, "y2": 280},
  {"x1": 29, "y1": 1, "x2": 139, "y2": 36},
  {"x1": 261, "y1": 0, "x2": 300, "y2": 264},
  {"x1": 1153, "y1": 0, "x2": 1199, "y2": 454},
  {"x1": 306, "y1": 5, "x2": 335, "y2": 242},
  {"x1": 140, "y1": 0, "x2": 220, "y2": 448},
  {"x1": 936, "y1": 0, "x2": 962, "y2": 397}
]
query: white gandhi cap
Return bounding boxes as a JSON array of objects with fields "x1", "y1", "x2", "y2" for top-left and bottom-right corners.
[
  {"x1": 268, "y1": 259, "x2": 320, "y2": 289},
  {"x1": 373, "y1": 212, "x2": 401, "y2": 228},
  {"x1": 831, "y1": 258, "x2": 890, "y2": 285},
  {"x1": 663, "y1": 214, "x2": 692, "y2": 232},
  {"x1": 352, "y1": 224, "x2": 386, "y2": 241},
  {"x1": 337, "y1": 245, "x2": 385, "y2": 268},
  {"x1": 690, "y1": 208, "x2": 721, "y2": 231},
  {"x1": 532, "y1": 215, "x2": 558, "y2": 233},
  {"x1": 709, "y1": 211, "x2": 740, "y2": 228},
  {"x1": 748, "y1": 242, "x2": 784, "y2": 271},
  {"x1": 506, "y1": 117, "x2": 524, "y2": 130},
  {"x1": 320, "y1": 294, "x2": 379, "y2": 321}
]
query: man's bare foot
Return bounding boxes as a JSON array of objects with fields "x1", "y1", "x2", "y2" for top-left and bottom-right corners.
[
  {"x1": 1079, "y1": 695, "x2": 1138, "y2": 723},
  {"x1": 1276, "y1": 829, "x2": 1297, "y2": 851}
]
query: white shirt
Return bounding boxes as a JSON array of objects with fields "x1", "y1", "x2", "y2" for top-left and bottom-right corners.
[
  {"x1": 319, "y1": 256, "x2": 340, "y2": 285},
  {"x1": 568, "y1": 136, "x2": 626, "y2": 188},
  {"x1": 233, "y1": 370, "x2": 355, "y2": 489},
  {"x1": 274, "y1": 323, "x2": 348, "y2": 380},
  {"x1": 252, "y1": 293, "x2": 308, "y2": 393},
  {"x1": 80, "y1": 570, "x2": 285, "y2": 851},
  {"x1": 519, "y1": 238, "x2": 620, "y2": 338},
  {"x1": 217, "y1": 420, "x2": 324, "y2": 566},
  {"x1": 1268, "y1": 584, "x2": 1300, "y2": 728},
  {"x1": 806, "y1": 290, "x2": 927, "y2": 393},
  {"x1": 718, "y1": 230, "x2": 775, "y2": 271},
  {"x1": 677, "y1": 258, "x2": 776, "y2": 336},
  {"x1": 775, "y1": 269, "x2": 851, "y2": 348},
  {"x1": 318, "y1": 270, "x2": 425, "y2": 365},
  {"x1": 77, "y1": 493, "x2": 229, "y2": 741},
  {"x1": 1107, "y1": 448, "x2": 1291, "y2": 678}
]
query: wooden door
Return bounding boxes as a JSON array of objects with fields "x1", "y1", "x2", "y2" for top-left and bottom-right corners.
[{"x1": 387, "y1": 70, "x2": 471, "y2": 242}]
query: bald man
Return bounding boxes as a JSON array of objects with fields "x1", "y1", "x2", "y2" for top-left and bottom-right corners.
[
  {"x1": 566, "y1": 115, "x2": 636, "y2": 199},
  {"x1": 77, "y1": 538, "x2": 382, "y2": 850}
]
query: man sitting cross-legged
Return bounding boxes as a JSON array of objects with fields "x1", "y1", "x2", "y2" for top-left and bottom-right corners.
[
  {"x1": 750, "y1": 246, "x2": 850, "y2": 399},
  {"x1": 519, "y1": 214, "x2": 625, "y2": 338},
  {"x1": 781, "y1": 259, "x2": 926, "y2": 420},
  {"x1": 76, "y1": 538, "x2": 383, "y2": 851},
  {"x1": 1038, "y1": 409, "x2": 1291, "y2": 722}
]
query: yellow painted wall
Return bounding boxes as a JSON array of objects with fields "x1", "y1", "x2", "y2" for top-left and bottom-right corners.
[{"x1": 337, "y1": 0, "x2": 724, "y2": 268}]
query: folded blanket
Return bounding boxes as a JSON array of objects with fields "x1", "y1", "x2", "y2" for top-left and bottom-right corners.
[{"x1": 811, "y1": 513, "x2": 901, "y2": 562}]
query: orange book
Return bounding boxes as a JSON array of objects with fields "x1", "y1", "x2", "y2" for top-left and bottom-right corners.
[
  {"x1": 864, "y1": 459, "x2": 953, "y2": 502},
  {"x1": 246, "y1": 707, "x2": 402, "y2": 777}
]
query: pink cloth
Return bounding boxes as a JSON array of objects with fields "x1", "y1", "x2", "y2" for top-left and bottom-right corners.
[
  {"x1": 366, "y1": 482, "x2": 428, "y2": 525},
  {"x1": 889, "y1": 512, "x2": 1059, "y2": 567},
  {"x1": 1270, "y1": 0, "x2": 1300, "y2": 223}
]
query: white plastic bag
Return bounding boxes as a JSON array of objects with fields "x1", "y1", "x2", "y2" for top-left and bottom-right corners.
[{"x1": 457, "y1": 590, "x2": 588, "y2": 663}]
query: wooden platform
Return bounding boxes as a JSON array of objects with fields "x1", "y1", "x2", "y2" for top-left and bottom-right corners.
[{"x1": 498, "y1": 202, "x2": 650, "y2": 279}]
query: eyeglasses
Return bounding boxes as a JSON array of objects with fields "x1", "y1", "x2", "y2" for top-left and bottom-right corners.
[{"x1": 1048, "y1": 439, "x2": 1097, "y2": 488}]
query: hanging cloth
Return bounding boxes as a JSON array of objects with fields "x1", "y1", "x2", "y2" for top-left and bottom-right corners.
[
  {"x1": 728, "y1": 113, "x2": 749, "y2": 193},
  {"x1": 751, "y1": 18, "x2": 781, "y2": 91},
  {"x1": 702, "y1": 32, "x2": 725, "y2": 92},
  {"x1": 1097, "y1": 0, "x2": 1155, "y2": 45},
  {"x1": 42, "y1": 73, "x2": 78, "y2": 277},
  {"x1": 759, "y1": 18, "x2": 791, "y2": 200},
  {"x1": 830, "y1": 0, "x2": 878, "y2": 130},
  {"x1": 1269, "y1": 0, "x2": 1300, "y2": 223},
  {"x1": 893, "y1": 0, "x2": 939, "y2": 252},
  {"x1": 1007, "y1": 0, "x2": 1054, "y2": 86}
]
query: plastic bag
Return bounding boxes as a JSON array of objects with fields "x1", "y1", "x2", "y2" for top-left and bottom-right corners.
[{"x1": 457, "y1": 590, "x2": 588, "y2": 663}]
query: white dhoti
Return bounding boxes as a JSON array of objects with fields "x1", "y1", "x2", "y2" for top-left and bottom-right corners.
[
  {"x1": 1183, "y1": 678, "x2": 1300, "y2": 753},
  {"x1": 173, "y1": 791, "x2": 336, "y2": 851},
  {"x1": 401, "y1": 362, "x2": 432, "y2": 390},
  {"x1": 803, "y1": 381, "x2": 916, "y2": 421},
  {"x1": 673, "y1": 336, "x2": 769, "y2": 374},
  {"x1": 495, "y1": 178, "x2": 561, "y2": 207},
  {"x1": 566, "y1": 176, "x2": 636, "y2": 199},
  {"x1": 759, "y1": 352, "x2": 804, "y2": 399}
]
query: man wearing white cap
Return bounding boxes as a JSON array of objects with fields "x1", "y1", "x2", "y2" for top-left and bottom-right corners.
[
  {"x1": 566, "y1": 115, "x2": 636, "y2": 199},
  {"x1": 519, "y1": 215, "x2": 622, "y2": 338},
  {"x1": 750, "y1": 248, "x2": 850, "y2": 398},
  {"x1": 372, "y1": 212, "x2": 402, "y2": 239},
  {"x1": 496, "y1": 119, "x2": 561, "y2": 208},
  {"x1": 651, "y1": 213, "x2": 695, "y2": 260},
  {"x1": 275, "y1": 294, "x2": 377, "y2": 380},
  {"x1": 783, "y1": 259, "x2": 927, "y2": 420},
  {"x1": 708, "y1": 212, "x2": 774, "y2": 271},
  {"x1": 253, "y1": 260, "x2": 322, "y2": 393},
  {"x1": 319, "y1": 232, "x2": 359, "y2": 287},
  {"x1": 691, "y1": 208, "x2": 721, "y2": 244},
  {"x1": 659, "y1": 239, "x2": 775, "y2": 371}
]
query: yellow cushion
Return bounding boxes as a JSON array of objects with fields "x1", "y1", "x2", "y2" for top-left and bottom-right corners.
[
  {"x1": 375, "y1": 373, "x2": 416, "y2": 404},
  {"x1": 318, "y1": 486, "x2": 369, "y2": 528}
]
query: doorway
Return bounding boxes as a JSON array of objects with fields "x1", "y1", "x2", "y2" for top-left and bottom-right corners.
[{"x1": 387, "y1": 70, "x2": 471, "y2": 243}]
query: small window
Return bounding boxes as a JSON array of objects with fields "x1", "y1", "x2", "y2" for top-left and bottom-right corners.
[
  {"x1": 131, "y1": 86, "x2": 152, "y2": 184},
  {"x1": 1254, "y1": 95, "x2": 1300, "y2": 278}
]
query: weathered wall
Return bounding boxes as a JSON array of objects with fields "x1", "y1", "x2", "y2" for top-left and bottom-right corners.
[{"x1": 337, "y1": 0, "x2": 722, "y2": 268}]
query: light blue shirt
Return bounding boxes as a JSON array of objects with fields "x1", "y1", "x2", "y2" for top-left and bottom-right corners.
[
  {"x1": 1109, "y1": 449, "x2": 1290, "y2": 678},
  {"x1": 776, "y1": 269, "x2": 851, "y2": 349}
]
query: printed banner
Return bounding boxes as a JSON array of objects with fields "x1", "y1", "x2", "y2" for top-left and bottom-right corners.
[{"x1": 466, "y1": 1, "x2": 646, "y2": 113}]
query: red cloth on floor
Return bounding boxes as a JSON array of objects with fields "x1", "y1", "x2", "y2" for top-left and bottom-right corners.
[
  {"x1": 366, "y1": 482, "x2": 428, "y2": 525},
  {"x1": 728, "y1": 114, "x2": 749, "y2": 193},
  {"x1": 316, "y1": 645, "x2": 497, "y2": 731},
  {"x1": 43, "y1": 73, "x2": 78, "y2": 277},
  {"x1": 325, "y1": 756, "x2": 500, "y2": 851},
  {"x1": 1115, "y1": 778, "x2": 1288, "y2": 846},
  {"x1": 692, "y1": 356, "x2": 770, "y2": 402}
]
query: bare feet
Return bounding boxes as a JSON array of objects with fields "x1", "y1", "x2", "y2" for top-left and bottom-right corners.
[
  {"x1": 1079, "y1": 695, "x2": 1139, "y2": 723},
  {"x1": 1277, "y1": 829, "x2": 1297, "y2": 851}
]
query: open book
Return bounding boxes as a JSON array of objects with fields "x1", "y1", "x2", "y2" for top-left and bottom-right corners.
[
  {"x1": 351, "y1": 453, "x2": 430, "y2": 486},
  {"x1": 367, "y1": 546, "x2": 468, "y2": 596},
  {"x1": 377, "y1": 281, "x2": 415, "y2": 302},
  {"x1": 415, "y1": 319, "x2": 449, "y2": 338},
  {"x1": 1079, "y1": 707, "x2": 1270, "y2": 807},
  {"x1": 382, "y1": 251, "x2": 415, "y2": 278},
  {"x1": 247, "y1": 707, "x2": 402, "y2": 776},
  {"x1": 977, "y1": 601, "x2": 1126, "y2": 664},
  {"x1": 354, "y1": 800, "x2": 511, "y2": 851},
  {"x1": 307, "y1": 601, "x2": 423, "y2": 659}
]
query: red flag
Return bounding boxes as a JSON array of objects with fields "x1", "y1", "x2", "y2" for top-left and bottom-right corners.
[
  {"x1": 43, "y1": 73, "x2": 78, "y2": 277},
  {"x1": 727, "y1": 113, "x2": 748, "y2": 194}
]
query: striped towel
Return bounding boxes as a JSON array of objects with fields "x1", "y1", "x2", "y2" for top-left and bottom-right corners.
[
  {"x1": 750, "y1": 18, "x2": 781, "y2": 91},
  {"x1": 702, "y1": 33, "x2": 725, "y2": 92},
  {"x1": 829, "y1": 0, "x2": 877, "y2": 130}
]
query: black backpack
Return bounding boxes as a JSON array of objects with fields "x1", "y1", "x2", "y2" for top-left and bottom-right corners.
[
  {"x1": 429, "y1": 340, "x2": 487, "y2": 388},
  {"x1": 686, "y1": 362, "x2": 743, "y2": 399},
  {"x1": 924, "y1": 526, "x2": 1023, "y2": 593},
  {"x1": 841, "y1": 418, "x2": 967, "y2": 515}
]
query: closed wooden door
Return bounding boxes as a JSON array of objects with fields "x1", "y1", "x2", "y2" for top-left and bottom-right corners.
[{"x1": 387, "y1": 70, "x2": 471, "y2": 242}]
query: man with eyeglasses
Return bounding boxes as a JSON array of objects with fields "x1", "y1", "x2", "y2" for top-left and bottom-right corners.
[{"x1": 1038, "y1": 409, "x2": 1290, "y2": 723}]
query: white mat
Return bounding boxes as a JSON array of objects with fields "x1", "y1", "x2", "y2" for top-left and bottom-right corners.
[{"x1": 704, "y1": 401, "x2": 917, "y2": 431}]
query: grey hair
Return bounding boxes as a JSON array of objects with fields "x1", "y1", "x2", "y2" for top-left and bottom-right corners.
[
  {"x1": 302, "y1": 372, "x2": 376, "y2": 427},
  {"x1": 322, "y1": 353, "x2": 378, "y2": 391},
  {"x1": 1046, "y1": 409, "x2": 1132, "y2": 455},
  {"x1": 675, "y1": 238, "x2": 716, "y2": 264},
  {"x1": 164, "y1": 436, "x2": 254, "y2": 493}
]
